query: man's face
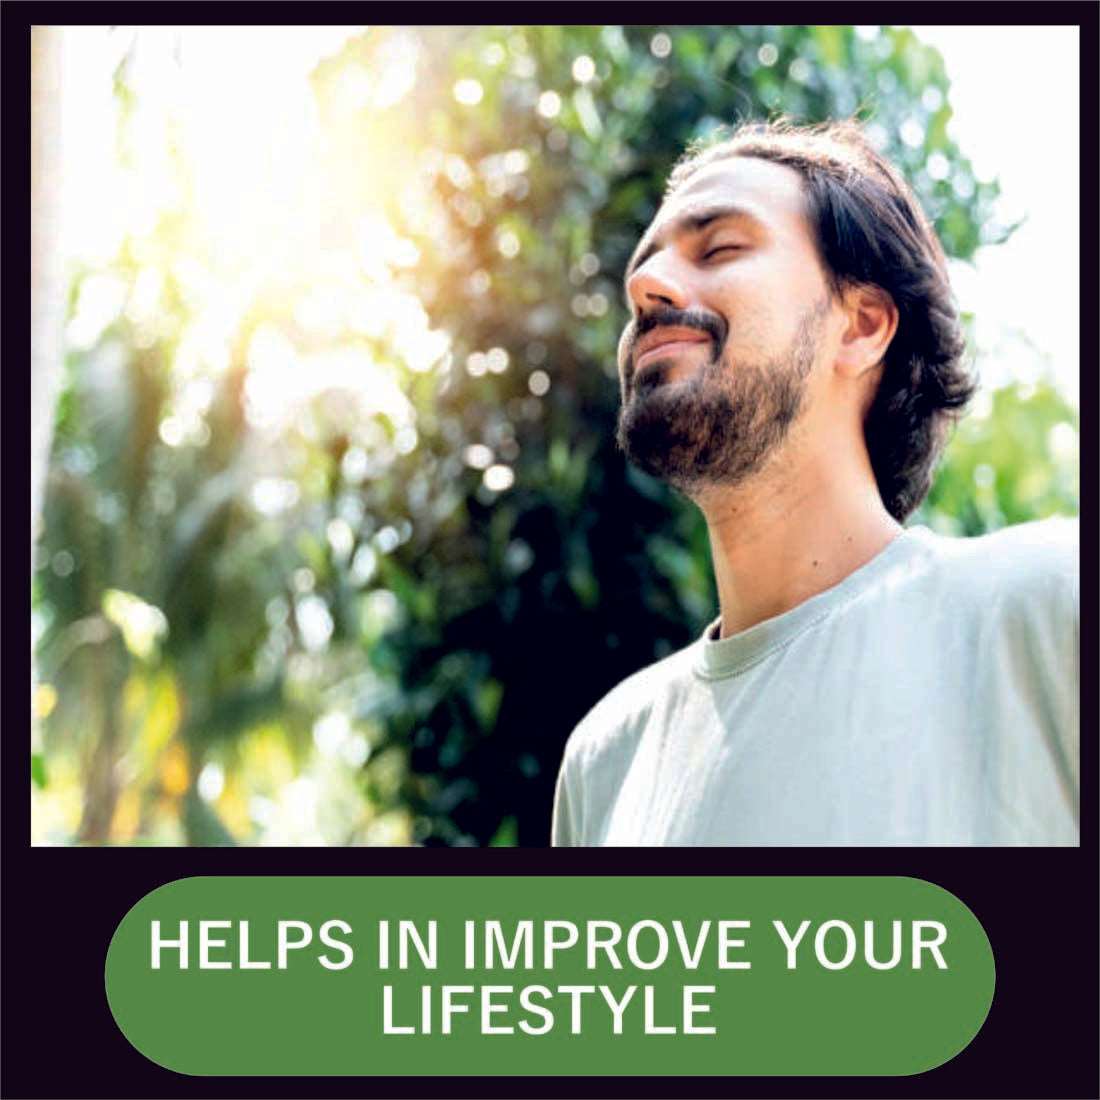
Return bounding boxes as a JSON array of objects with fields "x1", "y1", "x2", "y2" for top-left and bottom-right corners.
[{"x1": 616, "y1": 155, "x2": 836, "y2": 494}]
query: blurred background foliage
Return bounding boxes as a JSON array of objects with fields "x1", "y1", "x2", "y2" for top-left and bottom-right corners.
[{"x1": 32, "y1": 25, "x2": 1079, "y2": 846}]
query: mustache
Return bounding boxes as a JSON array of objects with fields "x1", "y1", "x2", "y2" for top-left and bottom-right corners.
[{"x1": 625, "y1": 307, "x2": 728, "y2": 377}]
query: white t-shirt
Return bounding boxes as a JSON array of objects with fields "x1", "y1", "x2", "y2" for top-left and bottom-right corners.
[{"x1": 552, "y1": 519, "x2": 1079, "y2": 847}]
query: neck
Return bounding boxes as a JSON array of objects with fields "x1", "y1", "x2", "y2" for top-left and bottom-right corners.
[{"x1": 694, "y1": 441, "x2": 901, "y2": 639}]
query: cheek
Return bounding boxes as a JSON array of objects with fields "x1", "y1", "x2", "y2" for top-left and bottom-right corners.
[
  {"x1": 722, "y1": 298, "x2": 777, "y2": 354},
  {"x1": 616, "y1": 325, "x2": 634, "y2": 374},
  {"x1": 708, "y1": 265, "x2": 808, "y2": 352}
]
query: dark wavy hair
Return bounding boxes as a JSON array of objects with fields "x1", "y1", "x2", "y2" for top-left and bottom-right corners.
[{"x1": 666, "y1": 119, "x2": 975, "y2": 521}]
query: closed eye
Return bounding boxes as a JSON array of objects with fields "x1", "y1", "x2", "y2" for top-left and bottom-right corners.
[{"x1": 703, "y1": 244, "x2": 744, "y2": 260}]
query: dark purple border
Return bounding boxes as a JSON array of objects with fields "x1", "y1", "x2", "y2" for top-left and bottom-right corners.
[{"x1": 5, "y1": 8, "x2": 1097, "y2": 1100}]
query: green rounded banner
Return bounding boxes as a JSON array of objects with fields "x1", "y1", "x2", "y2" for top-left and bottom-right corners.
[{"x1": 105, "y1": 876, "x2": 994, "y2": 1076}]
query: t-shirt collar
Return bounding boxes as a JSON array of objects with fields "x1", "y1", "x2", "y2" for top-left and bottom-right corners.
[{"x1": 695, "y1": 527, "x2": 922, "y2": 680}]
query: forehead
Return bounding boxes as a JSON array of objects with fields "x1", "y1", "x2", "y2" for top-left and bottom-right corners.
[{"x1": 652, "y1": 154, "x2": 810, "y2": 238}]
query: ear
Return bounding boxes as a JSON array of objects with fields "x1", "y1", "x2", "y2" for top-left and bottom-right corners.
[{"x1": 834, "y1": 283, "x2": 899, "y2": 379}]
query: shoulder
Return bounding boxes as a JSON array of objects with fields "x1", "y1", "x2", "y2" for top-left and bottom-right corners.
[
  {"x1": 553, "y1": 639, "x2": 700, "y2": 846},
  {"x1": 909, "y1": 517, "x2": 1078, "y2": 606},
  {"x1": 939, "y1": 515, "x2": 1075, "y2": 564},
  {"x1": 559, "y1": 638, "x2": 699, "y2": 774}
]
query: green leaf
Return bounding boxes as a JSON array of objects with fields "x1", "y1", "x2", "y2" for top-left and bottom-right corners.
[
  {"x1": 489, "y1": 816, "x2": 518, "y2": 847},
  {"x1": 31, "y1": 752, "x2": 48, "y2": 790}
]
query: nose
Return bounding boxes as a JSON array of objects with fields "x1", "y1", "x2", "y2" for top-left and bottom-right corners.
[{"x1": 627, "y1": 251, "x2": 690, "y2": 313}]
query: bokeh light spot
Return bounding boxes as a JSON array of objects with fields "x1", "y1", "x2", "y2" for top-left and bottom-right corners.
[
  {"x1": 572, "y1": 54, "x2": 596, "y2": 83},
  {"x1": 650, "y1": 33, "x2": 672, "y2": 58},
  {"x1": 537, "y1": 90, "x2": 562, "y2": 118},
  {"x1": 453, "y1": 78, "x2": 484, "y2": 105}
]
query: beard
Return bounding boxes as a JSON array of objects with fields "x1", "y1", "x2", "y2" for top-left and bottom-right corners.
[{"x1": 615, "y1": 300, "x2": 828, "y2": 495}]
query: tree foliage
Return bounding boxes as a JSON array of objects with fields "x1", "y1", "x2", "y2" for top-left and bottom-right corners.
[{"x1": 33, "y1": 26, "x2": 1077, "y2": 846}]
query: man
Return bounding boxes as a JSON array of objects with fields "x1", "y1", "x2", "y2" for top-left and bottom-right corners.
[{"x1": 551, "y1": 119, "x2": 1078, "y2": 847}]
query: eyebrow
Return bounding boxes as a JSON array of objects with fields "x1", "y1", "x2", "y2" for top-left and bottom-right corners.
[{"x1": 623, "y1": 201, "x2": 764, "y2": 287}]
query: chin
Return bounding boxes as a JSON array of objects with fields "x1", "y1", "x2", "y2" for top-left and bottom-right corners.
[
  {"x1": 631, "y1": 362, "x2": 701, "y2": 401},
  {"x1": 636, "y1": 354, "x2": 707, "y2": 391},
  {"x1": 617, "y1": 388, "x2": 703, "y2": 477}
]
